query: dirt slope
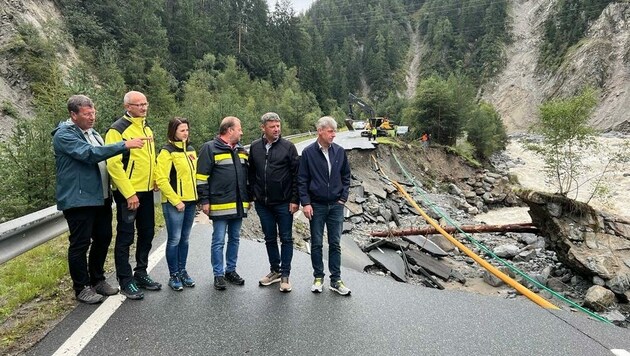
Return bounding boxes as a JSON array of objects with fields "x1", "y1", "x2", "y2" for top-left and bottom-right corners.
[{"x1": 483, "y1": 0, "x2": 630, "y2": 133}]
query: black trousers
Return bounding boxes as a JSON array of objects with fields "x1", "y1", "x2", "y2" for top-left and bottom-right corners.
[
  {"x1": 63, "y1": 198, "x2": 113, "y2": 295},
  {"x1": 113, "y1": 190, "x2": 155, "y2": 287}
]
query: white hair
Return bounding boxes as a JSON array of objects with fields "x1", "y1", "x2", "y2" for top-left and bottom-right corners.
[{"x1": 316, "y1": 116, "x2": 337, "y2": 130}]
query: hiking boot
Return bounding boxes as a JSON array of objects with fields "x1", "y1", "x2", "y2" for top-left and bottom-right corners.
[
  {"x1": 214, "y1": 276, "x2": 227, "y2": 290},
  {"x1": 121, "y1": 281, "x2": 144, "y2": 300},
  {"x1": 76, "y1": 286, "x2": 105, "y2": 304},
  {"x1": 311, "y1": 277, "x2": 324, "y2": 293},
  {"x1": 225, "y1": 271, "x2": 245, "y2": 285},
  {"x1": 135, "y1": 274, "x2": 162, "y2": 291},
  {"x1": 179, "y1": 270, "x2": 195, "y2": 288},
  {"x1": 94, "y1": 280, "x2": 119, "y2": 296},
  {"x1": 279, "y1": 277, "x2": 292, "y2": 293},
  {"x1": 259, "y1": 271, "x2": 281, "y2": 286},
  {"x1": 168, "y1": 273, "x2": 183, "y2": 291},
  {"x1": 330, "y1": 280, "x2": 351, "y2": 296}
]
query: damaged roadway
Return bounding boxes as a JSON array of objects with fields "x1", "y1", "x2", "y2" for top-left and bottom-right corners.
[{"x1": 29, "y1": 223, "x2": 630, "y2": 355}]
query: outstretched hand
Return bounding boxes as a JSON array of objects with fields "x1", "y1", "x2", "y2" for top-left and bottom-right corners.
[{"x1": 125, "y1": 137, "x2": 152, "y2": 149}]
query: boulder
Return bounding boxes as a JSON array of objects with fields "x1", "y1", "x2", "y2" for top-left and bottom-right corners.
[
  {"x1": 583, "y1": 285, "x2": 615, "y2": 312},
  {"x1": 518, "y1": 190, "x2": 630, "y2": 294}
]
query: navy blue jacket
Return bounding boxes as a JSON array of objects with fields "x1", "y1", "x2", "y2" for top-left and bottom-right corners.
[
  {"x1": 52, "y1": 120, "x2": 127, "y2": 211},
  {"x1": 297, "y1": 141, "x2": 350, "y2": 206}
]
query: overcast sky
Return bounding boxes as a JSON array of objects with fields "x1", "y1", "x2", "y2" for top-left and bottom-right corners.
[{"x1": 266, "y1": 0, "x2": 314, "y2": 13}]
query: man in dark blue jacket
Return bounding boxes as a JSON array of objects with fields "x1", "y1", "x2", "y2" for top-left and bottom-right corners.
[
  {"x1": 53, "y1": 95, "x2": 146, "y2": 304},
  {"x1": 249, "y1": 112, "x2": 299, "y2": 292},
  {"x1": 298, "y1": 116, "x2": 352, "y2": 296}
]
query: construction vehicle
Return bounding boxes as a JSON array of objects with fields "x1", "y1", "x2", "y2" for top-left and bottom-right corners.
[{"x1": 347, "y1": 93, "x2": 395, "y2": 137}]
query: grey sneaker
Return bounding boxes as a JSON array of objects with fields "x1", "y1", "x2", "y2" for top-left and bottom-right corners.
[
  {"x1": 279, "y1": 277, "x2": 292, "y2": 293},
  {"x1": 259, "y1": 271, "x2": 282, "y2": 286},
  {"x1": 94, "y1": 280, "x2": 119, "y2": 296},
  {"x1": 311, "y1": 277, "x2": 324, "y2": 293},
  {"x1": 76, "y1": 286, "x2": 105, "y2": 304},
  {"x1": 330, "y1": 280, "x2": 351, "y2": 296}
]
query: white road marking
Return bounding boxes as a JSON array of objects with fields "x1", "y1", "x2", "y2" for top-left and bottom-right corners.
[
  {"x1": 612, "y1": 350, "x2": 630, "y2": 356},
  {"x1": 52, "y1": 237, "x2": 169, "y2": 356}
]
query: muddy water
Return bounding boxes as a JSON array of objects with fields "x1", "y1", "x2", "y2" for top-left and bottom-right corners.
[{"x1": 477, "y1": 135, "x2": 630, "y2": 224}]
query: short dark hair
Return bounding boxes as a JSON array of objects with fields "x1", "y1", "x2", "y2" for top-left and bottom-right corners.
[
  {"x1": 67, "y1": 95, "x2": 94, "y2": 114},
  {"x1": 260, "y1": 112, "x2": 281, "y2": 125},
  {"x1": 167, "y1": 117, "x2": 189, "y2": 142}
]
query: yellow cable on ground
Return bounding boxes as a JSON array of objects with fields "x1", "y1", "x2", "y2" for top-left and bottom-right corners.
[{"x1": 368, "y1": 154, "x2": 559, "y2": 310}]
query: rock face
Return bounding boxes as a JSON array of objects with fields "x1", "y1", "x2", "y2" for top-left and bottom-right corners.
[{"x1": 518, "y1": 190, "x2": 630, "y2": 294}]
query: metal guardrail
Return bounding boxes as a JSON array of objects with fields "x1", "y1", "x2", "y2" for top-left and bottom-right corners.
[
  {"x1": 0, "y1": 205, "x2": 68, "y2": 264},
  {"x1": 0, "y1": 131, "x2": 317, "y2": 265}
]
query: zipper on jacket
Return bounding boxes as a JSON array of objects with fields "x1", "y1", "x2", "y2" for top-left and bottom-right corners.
[
  {"x1": 142, "y1": 123, "x2": 153, "y2": 191},
  {"x1": 128, "y1": 161, "x2": 135, "y2": 179},
  {"x1": 263, "y1": 148, "x2": 269, "y2": 205},
  {"x1": 184, "y1": 146, "x2": 198, "y2": 200}
]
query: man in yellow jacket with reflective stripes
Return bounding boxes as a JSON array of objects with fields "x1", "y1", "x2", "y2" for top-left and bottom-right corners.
[
  {"x1": 196, "y1": 116, "x2": 250, "y2": 291},
  {"x1": 105, "y1": 91, "x2": 161, "y2": 300}
]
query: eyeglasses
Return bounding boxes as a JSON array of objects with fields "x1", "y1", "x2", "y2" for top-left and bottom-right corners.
[{"x1": 128, "y1": 103, "x2": 149, "y2": 108}]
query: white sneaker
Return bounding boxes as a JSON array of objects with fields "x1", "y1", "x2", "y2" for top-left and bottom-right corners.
[
  {"x1": 311, "y1": 278, "x2": 324, "y2": 293},
  {"x1": 330, "y1": 280, "x2": 351, "y2": 296}
]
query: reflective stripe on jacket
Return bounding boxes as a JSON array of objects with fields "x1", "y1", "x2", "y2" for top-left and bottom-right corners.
[
  {"x1": 196, "y1": 137, "x2": 249, "y2": 219},
  {"x1": 155, "y1": 141, "x2": 198, "y2": 206}
]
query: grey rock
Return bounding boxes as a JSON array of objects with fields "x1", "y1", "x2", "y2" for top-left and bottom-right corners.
[
  {"x1": 519, "y1": 233, "x2": 539, "y2": 245},
  {"x1": 606, "y1": 274, "x2": 630, "y2": 294},
  {"x1": 342, "y1": 222, "x2": 353, "y2": 233},
  {"x1": 600, "y1": 310, "x2": 627, "y2": 322},
  {"x1": 482, "y1": 270, "x2": 504, "y2": 287},
  {"x1": 592, "y1": 275, "x2": 606, "y2": 286},
  {"x1": 493, "y1": 244, "x2": 520, "y2": 258}
]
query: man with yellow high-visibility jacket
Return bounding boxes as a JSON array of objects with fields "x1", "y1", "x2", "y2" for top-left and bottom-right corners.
[
  {"x1": 105, "y1": 91, "x2": 161, "y2": 300},
  {"x1": 196, "y1": 116, "x2": 250, "y2": 291}
]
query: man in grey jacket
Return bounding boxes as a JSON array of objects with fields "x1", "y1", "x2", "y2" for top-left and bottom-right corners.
[{"x1": 53, "y1": 95, "x2": 146, "y2": 304}]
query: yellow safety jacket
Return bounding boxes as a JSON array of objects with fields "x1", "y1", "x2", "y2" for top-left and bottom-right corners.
[
  {"x1": 105, "y1": 114, "x2": 156, "y2": 198},
  {"x1": 155, "y1": 141, "x2": 198, "y2": 206}
]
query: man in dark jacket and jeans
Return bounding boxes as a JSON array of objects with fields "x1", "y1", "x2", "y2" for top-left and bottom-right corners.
[
  {"x1": 53, "y1": 95, "x2": 146, "y2": 304},
  {"x1": 298, "y1": 116, "x2": 352, "y2": 296},
  {"x1": 249, "y1": 112, "x2": 299, "y2": 292},
  {"x1": 197, "y1": 116, "x2": 250, "y2": 291}
]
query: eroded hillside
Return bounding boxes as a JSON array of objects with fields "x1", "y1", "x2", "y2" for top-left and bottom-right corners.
[{"x1": 483, "y1": 0, "x2": 630, "y2": 133}]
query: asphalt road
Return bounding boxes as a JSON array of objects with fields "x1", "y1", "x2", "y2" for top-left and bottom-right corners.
[
  {"x1": 27, "y1": 222, "x2": 630, "y2": 356},
  {"x1": 295, "y1": 129, "x2": 375, "y2": 155}
]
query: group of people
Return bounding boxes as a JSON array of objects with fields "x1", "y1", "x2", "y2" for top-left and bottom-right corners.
[{"x1": 53, "y1": 91, "x2": 352, "y2": 304}]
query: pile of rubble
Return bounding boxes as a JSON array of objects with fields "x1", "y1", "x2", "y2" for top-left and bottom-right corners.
[{"x1": 334, "y1": 145, "x2": 628, "y2": 325}]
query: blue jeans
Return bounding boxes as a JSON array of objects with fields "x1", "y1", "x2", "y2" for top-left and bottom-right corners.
[
  {"x1": 255, "y1": 202, "x2": 294, "y2": 277},
  {"x1": 162, "y1": 202, "x2": 196, "y2": 275},
  {"x1": 309, "y1": 202, "x2": 344, "y2": 283},
  {"x1": 211, "y1": 218, "x2": 243, "y2": 276}
]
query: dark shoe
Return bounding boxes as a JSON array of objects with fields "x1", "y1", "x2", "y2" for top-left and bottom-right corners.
[
  {"x1": 214, "y1": 276, "x2": 227, "y2": 290},
  {"x1": 121, "y1": 282, "x2": 144, "y2": 300},
  {"x1": 225, "y1": 271, "x2": 245, "y2": 285},
  {"x1": 135, "y1": 274, "x2": 162, "y2": 291},
  {"x1": 179, "y1": 270, "x2": 195, "y2": 288},
  {"x1": 168, "y1": 273, "x2": 183, "y2": 291},
  {"x1": 94, "y1": 280, "x2": 119, "y2": 296},
  {"x1": 76, "y1": 286, "x2": 105, "y2": 304}
]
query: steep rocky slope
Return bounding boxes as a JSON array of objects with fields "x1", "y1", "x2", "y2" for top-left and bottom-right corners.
[
  {"x1": 0, "y1": 0, "x2": 67, "y2": 136},
  {"x1": 483, "y1": 0, "x2": 630, "y2": 133}
]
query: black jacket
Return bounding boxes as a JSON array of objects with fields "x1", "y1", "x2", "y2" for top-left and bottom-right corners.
[
  {"x1": 196, "y1": 137, "x2": 249, "y2": 219},
  {"x1": 248, "y1": 136, "x2": 299, "y2": 206}
]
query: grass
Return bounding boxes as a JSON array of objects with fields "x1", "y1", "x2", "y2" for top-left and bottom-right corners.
[
  {"x1": 0, "y1": 205, "x2": 165, "y2": 354},
  {"x1": 0, "y1": 234, "x2": 72, "y2": 353}
]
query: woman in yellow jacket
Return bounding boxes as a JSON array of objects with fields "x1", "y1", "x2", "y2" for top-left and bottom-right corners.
[{"x1": 155, "y1": 117, "x2": 198, "y2": 291}]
